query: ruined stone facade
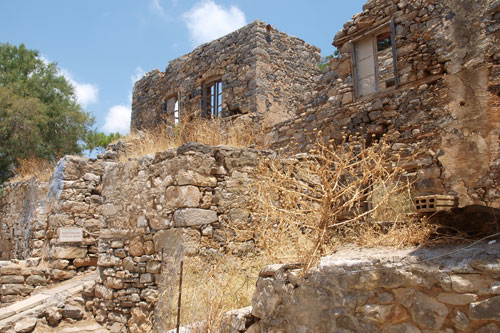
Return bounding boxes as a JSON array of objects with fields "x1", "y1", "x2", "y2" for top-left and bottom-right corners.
[
  {"x1": 131, "y1": 20, "x2": 321, "y2": 133},
  {"x1": 267, "y1": 0, "x2": 500, "y2": 208},
  {"x1": 1, "y1": 0, "x2": 500, "y2": 331}
]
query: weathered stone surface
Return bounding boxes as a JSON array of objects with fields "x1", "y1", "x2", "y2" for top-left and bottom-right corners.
[
  {"x1": 129, "y1": 237, "x2": 145, "y2": 257},
  {"x1": 165, "y1": 186, "x2": 201, "y2": 209},
  {"x1": 450, "y1": 274, "x2": 494, "y2": 293},
  {"x1": 1, "y1": 275, "x2": 24, "y2": 284},
  {"x1": 153, "y1": 228, "x2": 200, "y2": 256},
  {"x1": 51, "y1": 269, "x2": 76, "y2": 280},
  {"x1": 451, "y1": 310, "x2": 470, "y2": 331},
  {"x1": 26, "y1": 275, "x2": 47, "y2": 286},
  {"x1": 437, "y1": 292, "x2": 477, "y2": 305},
  {"x1": 14, "y1": 317, "x2": 37, "y2": 332},
  {"x1": 173, "y1": 208, "x2": 218, "y2": 227},
  {"x1": 128, "y1": 307, "x2": 152, "y2": 333},
  {"x1": 73, "y1": 257, "x2": 98, "y2": 267},
  {"x1": 95, "y1": 284, "x2": 114, "y2": 300},
  {"x1": 97, "y1": 254, "x2": 121, "y2": 267},
  {"x1": 385, "y1": 323, "x2": 421, "y2": 333},
  {"x1": 1, "y1": 284, "x2": 34, "y2": 295},
  {"x1": 410, "y1": 292, "x2": 449, "y2": 329},
  {"x1": 469, "y1": 295, "x2": 500, "y2": 321},
  {"x1": 62, "y1": 304, "x2": 84, "y2": 319},
  {"x1": 176, "y1": 170, "x2": 217, "y2": 187},
  {"x1": 356, "y1": 304, "x2": 393, "y2": 323},
  {"x1": 476, "y1": 323, "x2": 500, "y2": 333},
  {"x1": 46, "y1": 307, "x2": 62, "y2": 326},
  {"x1": 51, "y1": 246, "x2": 87, "y2": 259}
]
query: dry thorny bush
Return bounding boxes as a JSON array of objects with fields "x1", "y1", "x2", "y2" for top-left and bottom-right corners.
[
  {"x1": 249, "y1": 131, "x2": 435, "y2": 270},
  {"x1": 156, "y1": 131, "x2": 443, "y2": 331}
]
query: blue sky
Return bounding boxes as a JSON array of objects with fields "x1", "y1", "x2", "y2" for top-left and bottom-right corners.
[{"x1": 1, "y1": 0, "x2": 366, "y2": 135}]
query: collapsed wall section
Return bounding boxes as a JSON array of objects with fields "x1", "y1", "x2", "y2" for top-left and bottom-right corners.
[
  {"x1": 250, "y1": 242, "x2": 500, "y2": 332},
  {"x1": 131, "y1": 20, "x2": 321, "y2": 135},
  {"x1": 266, "y1": 0, "x2": 500, "y2": 208}
]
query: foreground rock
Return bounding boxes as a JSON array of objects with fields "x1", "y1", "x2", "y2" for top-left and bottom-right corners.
[{"x1": 251, "y1": 242, "x2": 500, "y2": 332}]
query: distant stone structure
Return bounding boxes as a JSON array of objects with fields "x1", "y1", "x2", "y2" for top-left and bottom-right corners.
[{"x1": 131, "y1": 20, "x2": 321, "y2": 133}]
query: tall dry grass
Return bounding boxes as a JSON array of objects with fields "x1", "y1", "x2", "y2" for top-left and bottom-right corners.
[
  {"x1": 118, "y1": 116, "x2": 258, "y2": 162},
  {"x1": 10, "y1": 156, "x2": 55, "y2": 182}
]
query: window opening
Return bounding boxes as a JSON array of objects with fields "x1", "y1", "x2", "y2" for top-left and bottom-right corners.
[
  {"x1": 203, "y1": 80, "x2": 222, "y2": 118},
  {"x1": 352, "y1": 22, "x2": 397, "y2": 98},
  {"x1": 174, "y1": 100, "x2": 179, "y2": 125}
]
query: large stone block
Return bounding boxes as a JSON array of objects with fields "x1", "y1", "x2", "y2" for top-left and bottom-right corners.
[
  {"x1": 176, "y1": 170, "x2": 217, "y2": 187},
  {"x1": 1, "y1": 284, "x2": 34, "y2": 296},
  {"x1": 470, "y1": 295, "x2": 500, "y2": 321},
  {"x1": 51, "y1": 246, "x2": 87, "y2": 259},
  {"x1": 165, "y1": 186, "x2": 201, "y2": 209},
  {"x1": 410, "y1": 292, "x2": 448, "y2": 330},
  {"x1": 173, "y1": 208, "x2": 218, "y2": 227},
  {"x1": 153, "y1": 228, "x2": 200, "y2": 256}
]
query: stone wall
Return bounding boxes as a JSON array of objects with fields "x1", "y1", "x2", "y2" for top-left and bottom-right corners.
[
  {"x1": 0, "y1": 180, "x2": 47, "y2": 260},
  {"x1": 266, "y1": 0, "x2": 500, "y2": 208},
  {"x1": 131, "y1": 20, "x2": 321, "y2": 134},
  {"x1": 250, "y1": 242, "x2": 500, "y2": 332},
  {"x1": 90, "y1": 143, "x2": 262, "y2": 329},
  {"x1": 44, "y1": 156, "x2": 106, "y2": 281},
  {"x1": 0, "y1": 156, "x2": 107, "y2": 286},
  {"x1": 0, "y1": 259, "x2": 48, "y2": 305}
]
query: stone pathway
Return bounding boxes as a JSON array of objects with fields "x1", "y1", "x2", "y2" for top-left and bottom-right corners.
[{"x1": 0, "y1": 272, "x2": 107, "y2": 332}]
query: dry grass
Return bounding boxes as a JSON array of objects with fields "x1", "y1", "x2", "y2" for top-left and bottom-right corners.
[
  {"x1": 156, "y1": 132, "x2": 450, "y2": 331},
  {"x1": 157, "y1": 253, "x2": 262, "y2": 332},
  {"x1": 117, "y1": 116, "x2": 258, "y2": 162},
  {"x1": 10, "y1": 156, "x2": 55, "y2": 182}
]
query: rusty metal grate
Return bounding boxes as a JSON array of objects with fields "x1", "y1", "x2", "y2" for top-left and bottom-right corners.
[{"x1": 414, "y1": 195, "x2": 458, "y2": 213}]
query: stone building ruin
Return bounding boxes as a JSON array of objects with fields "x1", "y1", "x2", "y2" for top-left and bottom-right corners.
[
  {"x1": 1, "y1": 0, "x2": 500, "y2": 332},
  {"x1": 131, "y1": 20, "x2": 321, "y2": 134}
]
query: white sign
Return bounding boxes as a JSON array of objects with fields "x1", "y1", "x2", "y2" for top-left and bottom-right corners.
[{"x1": 59, "y1": 227, "x2": 83, "y2": 242}]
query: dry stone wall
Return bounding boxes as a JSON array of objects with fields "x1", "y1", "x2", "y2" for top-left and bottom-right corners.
[
  {"x1": 0, "y1": 155, "x2": 107, "y2": 305},
  {"x1": 0, "y1": 180, "x2": 48, "y2": 260},
  {"x1": 131, "y1": 20, "x2": 321, "y2": 134},
  {"x1": 250, "y1": 242, "x2": 500, "y2": 332},
  {"x1": 267, "y1": 0, "x2": 500, "y2": 209},
  {"x1": 0, "y1": 259, "x2": 48, "y2": 305},
  {"x1": 90, "y1": 143, "x2": 264, "y2": 330}
]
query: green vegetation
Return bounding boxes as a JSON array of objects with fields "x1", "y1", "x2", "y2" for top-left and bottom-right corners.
[
  {"x1": 84, "y1": 130, "x2": 121, "y2": 154},
  {"x1": 0, "y1": 43, "x2": 114, "y2": 182}
]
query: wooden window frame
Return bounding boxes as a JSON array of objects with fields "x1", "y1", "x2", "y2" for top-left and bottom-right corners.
[
  {"x1": 351, "y1": 18, "x2": 399, "y2": 99},
  {"x1": 202, "y1": 79, "x2": 222, "y2": 118}
]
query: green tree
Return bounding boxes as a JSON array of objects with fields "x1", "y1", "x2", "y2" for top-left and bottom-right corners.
[
  {"x1": 0, "y1": 43, "x2": 95, "y2": 182},
  {"x1": 84, "y1": 130, "x2": 121, "y2": 155}
]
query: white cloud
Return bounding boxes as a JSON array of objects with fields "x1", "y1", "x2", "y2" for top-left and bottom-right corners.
[
  {"x1": 60, "y1": 68, "x2": 99, "y2": 109},
  {"x1": 183, "y1": 0, "x2": 246, "y2": 46},
  {"x1": 38, "y1": 55, "x2": 99, "y2": 109},
  {"x1": 103, "y1": 105, "x2": 131, "y2": 135},
  {"x1": 131, "y1": 66, "x2": 145, "y2": 85}
]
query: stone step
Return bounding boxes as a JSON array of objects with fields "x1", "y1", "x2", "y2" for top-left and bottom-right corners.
[{"x1": 0, "y1": 272, "x2": 98, "y2": 332}]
